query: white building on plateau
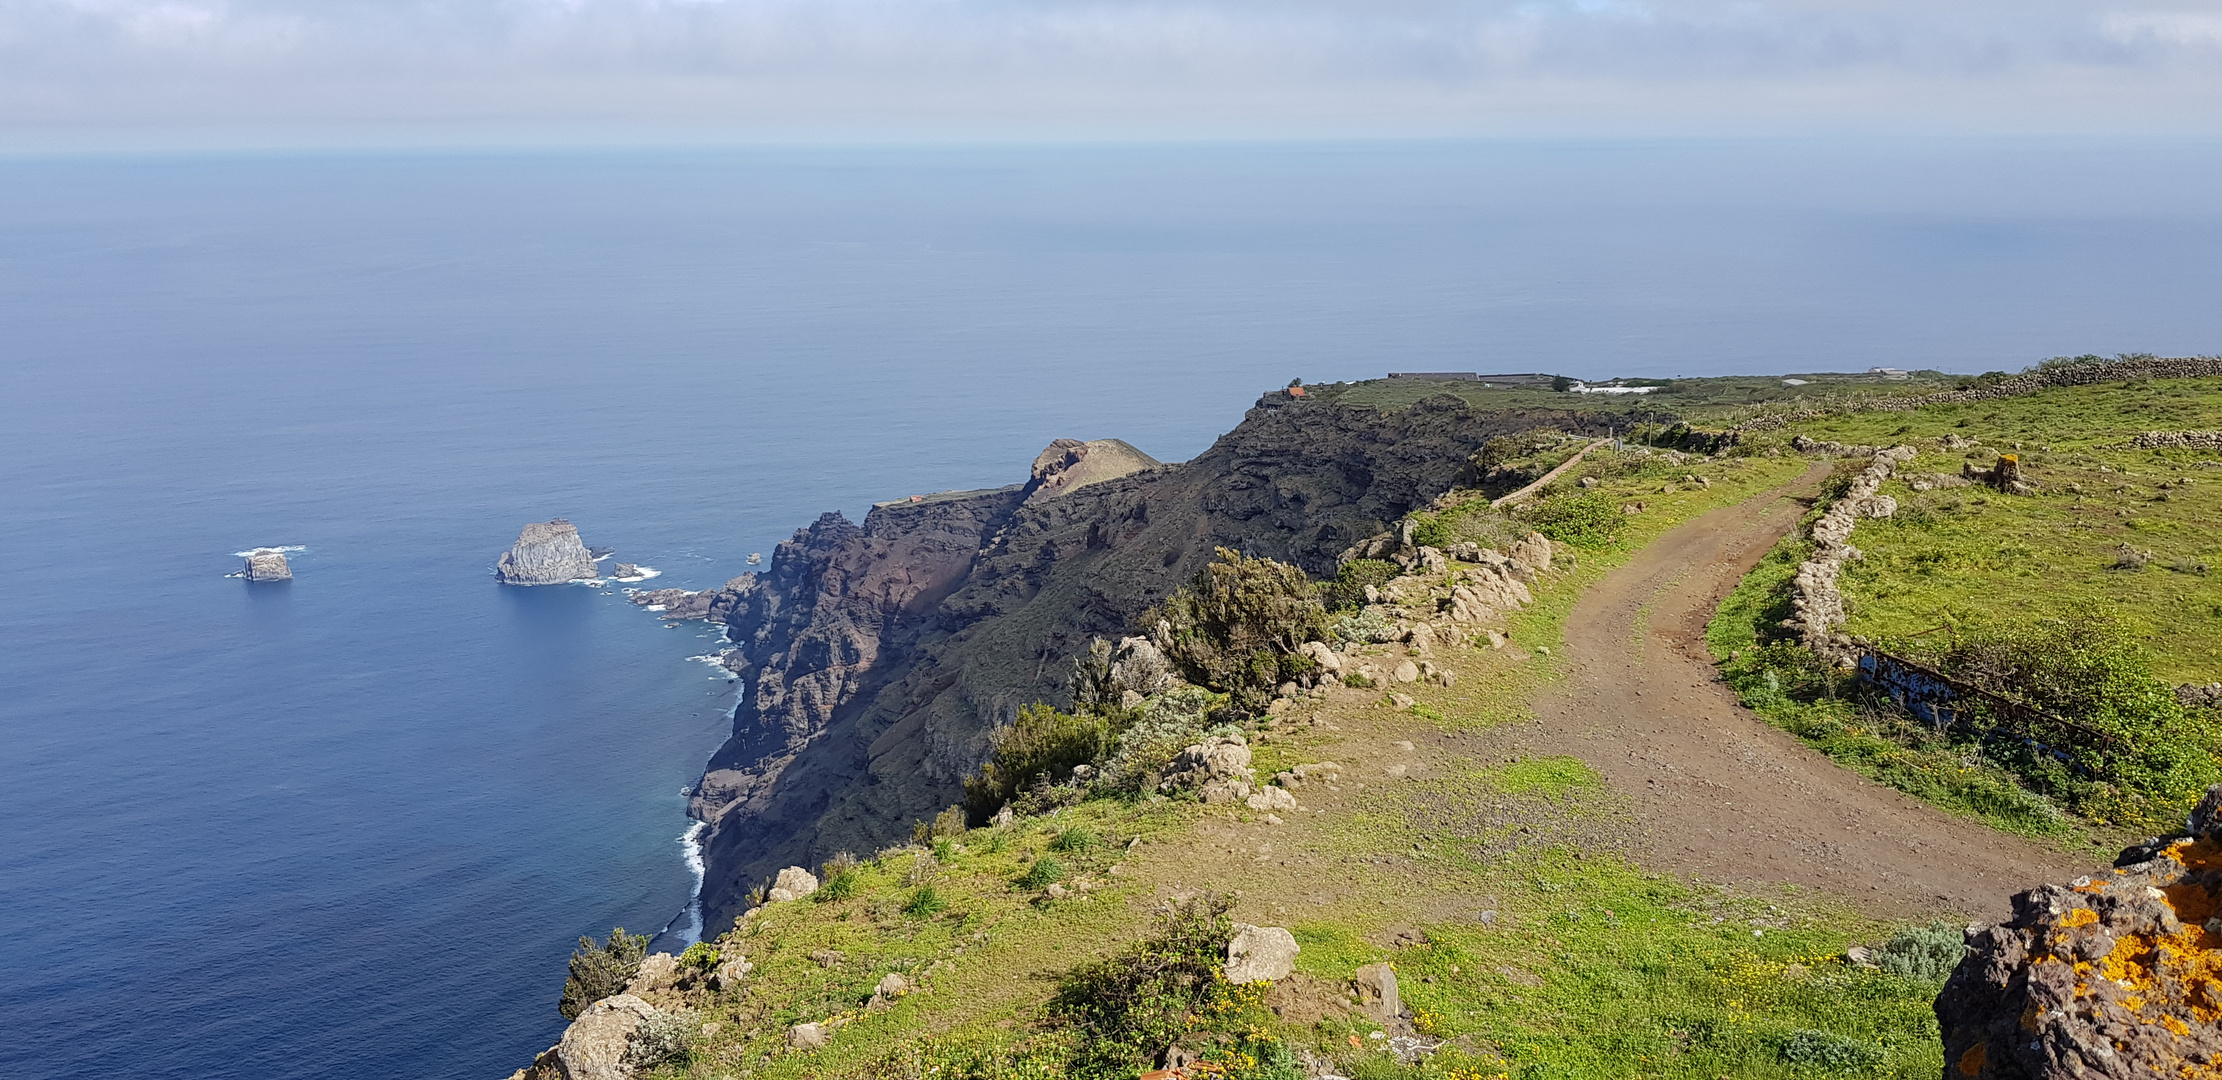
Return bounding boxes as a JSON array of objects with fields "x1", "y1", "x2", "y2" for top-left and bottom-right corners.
[{"x1": 1568, "y1": 381, "x2": 1658, "y2": 395}]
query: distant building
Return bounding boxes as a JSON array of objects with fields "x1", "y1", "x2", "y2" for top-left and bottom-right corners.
[
  {"x1": 1384, "y1": 372, "x2": 1560, "y2": 388},
  {"x1": 1869, "y1": 367, "x2": 1911, "y2": 379},
  {"x1": 1568, "y1": 381, "x2": 1658, "y2": 395},
  {"x1": 1783, "y1": 378, "x2": 1810, "y2": 387}
]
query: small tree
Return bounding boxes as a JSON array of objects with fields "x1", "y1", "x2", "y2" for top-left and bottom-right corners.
[{"x1": 560, "y1": 927, "x2": 649, "y2": 1019}]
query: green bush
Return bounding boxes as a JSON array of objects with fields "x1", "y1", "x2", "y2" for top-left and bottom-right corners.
[
  {"x1": 630, "y1": 1007, "x2": 697, "y2": 1068},
  {"x1": 903, "y1": 884, "x2": 947, "y2": 918},
  {"x1": 963, "y1": 704, "x2": 1116, "y2": 823},
  {"x1": 1522, "y1": 491, "x2": 1628, "y2": 549},
  {"x1": 1048, "y1": 826, "x2": 1096, "y2": 853},
  {"x1": 559, "y1": 927, "x2": 648, "y2": 1020},
  {"x1": 1143, "y1": 548, "x2": 1330, "y2": 709},
  {"x1": 1092, "y1": 686, "x2": 1220, "y2": 794},
  {"x1": 1317, "y1": 558, "x2": 1399, "y2": 611},
  {"x1": 1017, "y1": 855, "x2": 1066, "y2": 890},
  {"x1": 1912, "y1": 616, "x2": 2222, "y2": 828},
  {"x1": 1874, "y1": 923, "x2": 1967, "y2": 983},
  {"x1": 816, "y1": 866, "x2": 861, "y2": 902},
  {"x1": 1050, "y1": 894, "x2": 1237, "y2": 1077},
  {"x1": 678, "y1": 941, "x2": 719, "y2": 971}
]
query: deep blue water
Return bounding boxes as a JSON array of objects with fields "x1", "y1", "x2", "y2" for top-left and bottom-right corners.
[{"x1": 2, "y1": 140, "x2": 2219, "y2": 1080}]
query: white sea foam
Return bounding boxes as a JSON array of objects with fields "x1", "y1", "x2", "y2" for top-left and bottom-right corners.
[
  {"x1": 686, "y1": 653, "x2": 739, "y2": 680},
  {"x1": 644, "y1": 604, "x2": 667, "y2": 612},
  {"x1": 230, "y1": 545, "x2": 306, "y2": 557},
  {"x1": 665, "y1": 821, "x2": 708, "y2": 947},
  {"x1": 612, "y1": 566, "x2": 661, "y2": 583}
]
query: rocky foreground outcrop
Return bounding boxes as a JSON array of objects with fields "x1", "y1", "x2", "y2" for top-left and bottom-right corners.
[
  {"x1": 497, "y1": 520, "x2": 599, "y2": 585},
  {"x1": 1938, "y1": 785, "x2": 2222, "y2": 1078},
  {"x1": 664, "y1": 396, "x2": 1613, "y2": 935}
]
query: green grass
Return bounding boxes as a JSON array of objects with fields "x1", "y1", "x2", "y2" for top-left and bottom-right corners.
[{"x1": 1764, "y1": 376, "x2": 2222, "y2": 683}]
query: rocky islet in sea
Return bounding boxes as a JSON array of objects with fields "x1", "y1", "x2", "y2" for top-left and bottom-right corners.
[
  {"x1": 239, "y1": 548, "x2": 293, "y2": 581},
  {"x1": 496, "y1": 519, "x2": 601, "y2": 585}
]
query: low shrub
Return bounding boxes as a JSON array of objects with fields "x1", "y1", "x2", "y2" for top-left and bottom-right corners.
[
  {"x1": 677, "y1": 941, "x2": 719, "y2": 971},
  {"x1": 903, "y1": 884, "x2": 947, "y2": 918},
  {"x1": 963, "y1": 704, "x2": 1117, "y2": 823},
  {"x1": 1017, "y1": 855, "x2": 1065, "y2": 890},
  {"x1": 1091, "y1": 687, "x2": 1220, "y2": 794},
  {"x1": 1317, "y1": 558, "x2": 1399, "y2": 612},
  {"x1": 1778, "y1": 1028, "x2": 1883, "y2": 1071},
  {"x1": 1050, "y1": 894, "x2": 1237, "y2": 1077},
  {"x1": 1143, "y1": 549, "x2": 1329, "y2": 709},
  {"x1": 559, "y1": 927, "x2": 648, "y2": 1020},
  {"x1": 1048, "y1": 826, "x2": 1096, "y2": 853},
  {"x1": 1874, "y1": 923, "x2": 1967, "y2": 983},
  {"x1": 1521, "y1": 491, "x2": 1628, "y2": 549},
  {"x1": 628, "y1": 1007, "x2": 696, "y2": 1069},
  {"x1": 816, "y1": 866, "x2": 861, "y2": 902}
]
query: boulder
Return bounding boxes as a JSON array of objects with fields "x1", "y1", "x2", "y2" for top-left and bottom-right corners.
[
  {"x1": 241, "y1": 549, "x2": 292, "y2": 581},
  {"x1": 710, "y1": 953, "x2": 753, "y2": 991},
  {"x1": 1245, "y1": 786, "x2": 1298, "y2": 813},
  {"x1": 497, "y1": 520, "x2": 599, "y2": 585},
  {"x1": 1509, "y1": 531, "x2": 1553, "y2": 574},
  {"x1": 766, "y1": 866, "x2": 819, "y2": 903},
  {"x1": 1297, "y1": 640, "x2": 1343, "y2": 675},
  {"x1": 624, "y1": 953, "x2": 679, "y2": 995},
  {"x1": 550, "y1": 994, "x2": 659, "y2": 1080},
  {"x1": 1392, "y1": 660, "x2": 1420, "y2": 684},
  {"x1": 867, "y1": 971, "x2": 911, "y2": 1009},
  {"x1": 1938, "y1": 782, "x2": 2222, "y2": 1078},
  {"x1": 1160, "y1": 736, "x2": 1255, "y2": 804},
  {"x1": 788, "y1": 1022, "x2": 831, "y2": 1051},
  {"x1": 1224, "y1": 924, "x2": 1300, "y2": 983},
  {"x1": 1353, "y1": 962, "x2": 1406, "y2": 1031}
]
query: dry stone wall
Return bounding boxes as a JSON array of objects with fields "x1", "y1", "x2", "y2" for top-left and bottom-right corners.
[{"x1": 1787, "y1": 446, "x2": 1917, "y2": 665}]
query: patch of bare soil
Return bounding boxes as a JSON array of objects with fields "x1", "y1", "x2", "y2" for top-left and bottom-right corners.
[{"x1": 1529, "y1": 464, "x2": 2084, "y2": 919}]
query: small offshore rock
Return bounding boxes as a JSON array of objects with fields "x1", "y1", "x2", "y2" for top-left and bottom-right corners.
[
  {"x1": 1224, "y1": 924, "x2": 1300, "y2": 983},
  {"x1": 497, "y1": 519, "x2": 599, "y2": 585},
  {"x1": 241, "y1": 549, "x2": 293, "y2": 581}
]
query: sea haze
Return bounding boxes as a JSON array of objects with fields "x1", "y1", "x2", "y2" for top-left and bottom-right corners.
[{"x1": 1, "y1": 140, "x2": 2218, "y2": 1080}]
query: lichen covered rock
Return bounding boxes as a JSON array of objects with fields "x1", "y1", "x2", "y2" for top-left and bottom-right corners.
[
  {"x1": 1939, "y1": 785, "x2": 2222, "y2": 1078},
  {"x1": 1160, "y1": 735, "x2": 1254, "y2": 804}
]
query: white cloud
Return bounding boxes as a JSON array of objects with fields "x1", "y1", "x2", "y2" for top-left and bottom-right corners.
[{"x1": 0, "y1": 0, "x2": 2218, "y2": 141}]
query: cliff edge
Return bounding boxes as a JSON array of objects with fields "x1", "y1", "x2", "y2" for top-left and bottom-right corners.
[{"x1": 677, "y1": 394, "x2": 1611, "y2": 934}]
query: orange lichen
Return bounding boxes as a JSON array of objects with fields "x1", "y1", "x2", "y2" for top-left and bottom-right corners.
[
  {"x1": 2063, "y1": 908, "x2": 2101, "y2": 928},
  {"x1": 1958, "y1": 1042, "x2": 1987, "y2": 1076},
  {"x1": 2163, "y1": 839, "x2": 2222, "y2": 870}
]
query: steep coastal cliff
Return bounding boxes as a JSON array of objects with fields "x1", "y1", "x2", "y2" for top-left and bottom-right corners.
[{"x1": 675, "y1": 394, "x2": 1609, "y2": 934}]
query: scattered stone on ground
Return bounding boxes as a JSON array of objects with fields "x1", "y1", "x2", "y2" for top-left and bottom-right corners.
[{"x1": 1224, "y1": 923, "x2": 1300, "y2": 983}]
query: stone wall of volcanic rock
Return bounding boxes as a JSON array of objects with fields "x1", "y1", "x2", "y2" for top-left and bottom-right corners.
[{"x1": 688, "y1": 394, "x2": 1617, "y2": 934}]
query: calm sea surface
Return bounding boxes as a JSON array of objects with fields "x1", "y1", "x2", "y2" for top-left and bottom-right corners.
[{"x1": 2, "y1": 141, "x2": 2218, "y2": 1079}]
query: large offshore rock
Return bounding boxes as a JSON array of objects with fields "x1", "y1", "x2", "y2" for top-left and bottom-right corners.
[
  {"x1": 241, "y1": 550, "x2": 292, "y2": 581},
  {"x1": 1938, "y1": 784, "x2": 2222, "y2": 1078},
  {"x1": 497, "y1": 520, "x2": 599, "y2": 585}
]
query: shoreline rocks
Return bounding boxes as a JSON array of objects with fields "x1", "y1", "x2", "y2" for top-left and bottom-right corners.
[{"x1": 497, "y1": 520, "x2": 599, "y2": 585}]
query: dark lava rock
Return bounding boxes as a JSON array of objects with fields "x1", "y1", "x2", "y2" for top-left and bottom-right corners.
[{"x1": 1938, "y1": 784, "x2": 2222, "y2": 1078}]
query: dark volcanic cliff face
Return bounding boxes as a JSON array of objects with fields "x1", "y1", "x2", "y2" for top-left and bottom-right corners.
[{"x1": 688, "y1": 393, "x2": 1611, "y2": 933}]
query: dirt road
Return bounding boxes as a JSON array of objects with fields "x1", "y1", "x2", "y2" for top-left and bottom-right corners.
[{"x1": 1532, "y1": 465, "x2": 2084, "y2": 918}]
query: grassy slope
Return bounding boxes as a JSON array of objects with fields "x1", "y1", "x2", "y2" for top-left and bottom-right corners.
[
  {"x1": 1703, "y1": 375, "x2": 2222, "y2": 847},
  {"x1": 640, "y1": 453, "x2": 1957, "y2": 1080}
]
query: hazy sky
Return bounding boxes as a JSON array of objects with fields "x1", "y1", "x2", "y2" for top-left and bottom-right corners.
[{"x1": 5, "y1": 0, "x2": 2222, "y2": 144}]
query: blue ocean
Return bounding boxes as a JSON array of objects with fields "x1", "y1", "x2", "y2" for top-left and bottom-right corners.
[{"x1": 2, "y1": 140, "x2": 2218, "y2": 1080}]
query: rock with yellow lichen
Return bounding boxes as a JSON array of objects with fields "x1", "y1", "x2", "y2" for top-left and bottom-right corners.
[{"x1": 1938, "y1": 784, "x2": 2222, "y2": 1078}]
